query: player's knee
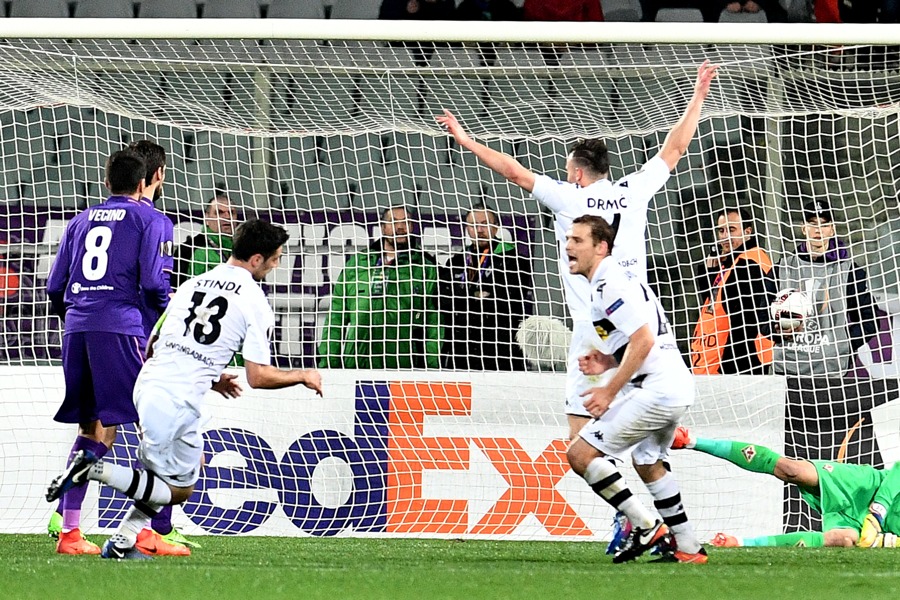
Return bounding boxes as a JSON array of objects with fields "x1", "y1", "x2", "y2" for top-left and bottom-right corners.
[
  {"x1": 566, "y1": 440, "x2": 595, "y2": 476},
  {"x1": 824, "y1": 528, "x2": 858, "y2": 547},
  {"x1": 169, "y1": 484, "x2": 195, "y2": 505}
]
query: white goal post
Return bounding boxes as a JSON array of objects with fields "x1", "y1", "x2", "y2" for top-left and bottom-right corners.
[{"x1": 0, "y1": 19, "x2": 898, "y2": 540}]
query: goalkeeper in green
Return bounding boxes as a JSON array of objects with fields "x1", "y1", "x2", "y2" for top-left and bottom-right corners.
[{"x1": 672, "y1": 427, "x2": 900, "y2": 548}]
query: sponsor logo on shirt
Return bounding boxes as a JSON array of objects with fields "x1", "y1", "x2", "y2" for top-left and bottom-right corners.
[
  {"x1": 592, "y1": 318, "x2": 616, "y2": 340},
  {"x1": 159, "y1": 240, "x2": 174, "y2": 257},
  {"x1": 605, "y1": 298, "x2": 624, "y2": 315}
]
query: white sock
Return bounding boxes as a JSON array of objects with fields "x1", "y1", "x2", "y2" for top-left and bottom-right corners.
[
  {"x1": 90, "y1": 462, "x2": 172, "y2": 505},
  {"x1": 583, "y1": 458, "x2": 656, "y2": 530},
  {"x1": 110, "y1": 504, "x2": 154, "y2": 548},
  {"x1": 645, "y1": 471, "x2": 701, "y2": 553}
]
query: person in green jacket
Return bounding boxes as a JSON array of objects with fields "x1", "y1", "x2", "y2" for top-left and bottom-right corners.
[
  {"x1": 174, "y1": 193, "x2": 243, "y2": 367},
  {"x1": 173, "y1": 194, "x2": 237, "y2": 286},
  {"x1": 318, "y1": 206, "x2": 443, "y2": 369}
]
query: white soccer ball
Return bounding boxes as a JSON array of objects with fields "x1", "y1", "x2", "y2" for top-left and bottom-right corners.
[
  {"x1": 515, "y1": 315, "x2": 571, "y2": 371},
  {"x1": 771, "y1": 289, "x2": 814, "y2": 332}
]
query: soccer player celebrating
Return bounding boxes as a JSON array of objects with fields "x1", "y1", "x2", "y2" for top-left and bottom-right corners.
[
  {"x1": 672, "y1": 426, "x2": 900, "y2": 548},
  {"x1": 46, "y1": 219, "x2": 323, "y2": 560},
  {"x1": 566, "y1": 215, "x2": 705, "y2": 563},
  {"x1": 45, "y1": 150, "x2": 172, "y2": 555},
  {"x1": 437, "y1": 60, "x2": 718, "y2": 441}
]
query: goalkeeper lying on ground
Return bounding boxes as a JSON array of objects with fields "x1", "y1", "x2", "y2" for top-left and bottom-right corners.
[{"x1": 671, "y1": 427, "x2": 900, "y2": 548}]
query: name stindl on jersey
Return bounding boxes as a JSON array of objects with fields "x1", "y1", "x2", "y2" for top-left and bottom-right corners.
[{"x1": 771, "y1": 289, "x2": 814, "y2": 332}]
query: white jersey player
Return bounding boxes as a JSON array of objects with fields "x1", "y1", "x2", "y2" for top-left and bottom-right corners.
[
  {"x1": 46, "y1": 219, "x2": 323, "y2": 560},
  {"x1": 565, "y1": 215, "x2": 705, "y2": 564},
  {"x1": 437, "y1": 61, "x2": 719, "y2": 438}
]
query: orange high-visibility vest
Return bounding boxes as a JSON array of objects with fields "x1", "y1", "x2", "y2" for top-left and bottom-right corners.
[{"x1": 690, "y1": 247, "x2": 773, "y2": 375}]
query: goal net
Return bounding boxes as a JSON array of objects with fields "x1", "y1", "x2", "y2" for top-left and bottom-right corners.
[{"x1": 1, "y1": 19, "x2": 899, "y2": 539}]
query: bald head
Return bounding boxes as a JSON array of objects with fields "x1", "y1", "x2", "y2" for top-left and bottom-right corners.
[{"x1": 205, "y1": 195, "x2": 237, "y2": 236}]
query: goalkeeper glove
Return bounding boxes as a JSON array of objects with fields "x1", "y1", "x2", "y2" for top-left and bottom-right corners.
[{"x1": 858, "y1": 503, "x2": 887, "y2": 548}]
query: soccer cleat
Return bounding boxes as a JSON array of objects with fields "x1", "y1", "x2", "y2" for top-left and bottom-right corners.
[
  {"x1": 671, "y1": 426, "x2": 693, "y2": 450},
  {"x1": 101, "y1": 539, "x2": 153, "y2": 561},
  {"x1": 711, "y1": 532, "x2": 740, "y2": 548},
  {"x1": 606, "y1": 512, "x2": 633, "y2": 555},
  {"x1": 46, "y1": 450, "x2": 98, "y2": 502},
  {"x1": 47, "y1": 511, "x2": 63, "y2": 540},
  {"x1": 56, "y1": 529, "x2": 101, "y2": 555},
  {"x1": 136, "y1": 529, "x2": 191, "y2": 556},
  {"x1": 858, "y1": 513, "x2": 884, "y2": 548},
  {"x1": 651, "y1": 546, "x2": 709, "y2": 564},
  {"x1": 612, "y1": 520, "x2": 673, "y2": 563},
  {"x1": 161, "y1": 528, "x2": 201, "y2": 549}
]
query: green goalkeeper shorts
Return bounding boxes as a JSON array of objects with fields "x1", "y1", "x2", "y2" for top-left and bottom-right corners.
[{"x1": 799, "y1": 461, "x2": 885, "y2": 532}]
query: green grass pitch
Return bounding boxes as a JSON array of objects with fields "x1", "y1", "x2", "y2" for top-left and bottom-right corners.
[{"x1": 5, "y1": 534, "x2": 900, "y2": 600}]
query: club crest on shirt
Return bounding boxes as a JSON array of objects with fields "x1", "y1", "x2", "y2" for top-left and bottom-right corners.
[
  {"x1": 741, "y1": 445, "x2": 756, "y2": 463},
  {"x1": 159, "y1": 240, "x2": 174, "y2": 257},
  {"x1": 822, "y1": 464, "x2": 834, "y2": 473}
]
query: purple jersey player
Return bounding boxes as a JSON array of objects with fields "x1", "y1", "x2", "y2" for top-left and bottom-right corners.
[{"x1": 45, "y1": 149, "x2": 170, "y2": 556}]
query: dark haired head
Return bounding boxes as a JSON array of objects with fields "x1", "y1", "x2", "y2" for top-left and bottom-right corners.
[
  {"x1": 719, "y1": 207, "x2": 753, "y2": 230},
  {"x1": 467, "y1": 202, "x2": 499, "y2": 226},
  {"x1": 232, "y1": 219, "x2": 289, "y2": 262},
  {"x1": 568, "y1": 139, "x2": 610, "y2": 177},
  {"x1": 127, "y1": 140, "x2": 166, "y2": 186},
  {"x1": 105, "y1": 150, "x2": 147, "y2": 196},
  {"x1": 572, "y1": 214, "x2": 615, "y2": 251}
]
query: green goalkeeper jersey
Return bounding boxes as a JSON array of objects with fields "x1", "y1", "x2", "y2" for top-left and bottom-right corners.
[{"x1": 799, "y1": 461, "x2": 885, "y2": 532}]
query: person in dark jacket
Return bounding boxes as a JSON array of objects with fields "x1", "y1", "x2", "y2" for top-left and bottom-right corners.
[
  {"x1": 691, "y1": 208, "x2": 776, "y2": 375},
  {"x1": 441, "y1": 204, "x2": 534, "y2": 371}
]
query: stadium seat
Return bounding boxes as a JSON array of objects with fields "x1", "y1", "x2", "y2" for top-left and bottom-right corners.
[
  {"x1": 74, "y1": 0, "x2": 135, "y2": 18},
  {"x1": 9, "y1": 0, "x2": 69, "y2": 17},
  {"x1": 602, "y1": 0, "x2": 642, "y2": 21},
  {"x1": 300, "y1": 253, "x2": 326, "y2": 288},
  {"x1": 328, "y1": 224, "x2": 369, "y2": 250},
  {"x1": 266, "y1": 0, "x2": 327, "y2": 19},
  {"x1": 137, "y1": 0, "x2": 198, "y2": 18},
  {"x1": 329, "y1": 0, "x2": 381, "y2": 19},
  {"x1": 718, "y1": 8, "x2": 768, "y2": 23},
  {"x1": 654, "y1": 8, "x2": 704, "y2": 21},
  {"x1": 200, "y1": 0, "x2": 259, "y2": 18},
  {"x1": 173, "y1": 220, "x2": 203, "y2": 247}
]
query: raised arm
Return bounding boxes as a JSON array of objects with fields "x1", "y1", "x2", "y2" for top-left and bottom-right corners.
[
  {"x1": 436, "y1": 110, "x2": 536, "y2": 192},
  {"x1": 656, "y1": 60, "x2": 719, "y2": 171}
]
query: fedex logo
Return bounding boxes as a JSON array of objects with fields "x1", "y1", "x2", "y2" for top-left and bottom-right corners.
[{"x1": 99, "y1": 381, "x2": 590, "y2": 538}]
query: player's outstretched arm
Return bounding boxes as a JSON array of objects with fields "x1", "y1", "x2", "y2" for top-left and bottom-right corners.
[
  {"x1": 245, "y1": 360, "x2": 324, "y2": 396},
  {"x1": 657, "y1": 60, "x2": 719, "y2": 171},
  {"x1": 436, "y1": 109, "x2": 536, "y2": 192}
]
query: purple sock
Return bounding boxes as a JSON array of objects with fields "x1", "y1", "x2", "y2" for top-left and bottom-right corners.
[
  {"x1": 60, "y1": 437, "x2": 109, "y2": 532},
  {"x1": 151, "y1": 505, "x2": 174, "y2": 535}
]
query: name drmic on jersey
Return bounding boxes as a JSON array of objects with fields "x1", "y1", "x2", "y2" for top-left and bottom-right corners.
[{"x1": 586, "y1": 197, "x2": 627, "y2": 210}]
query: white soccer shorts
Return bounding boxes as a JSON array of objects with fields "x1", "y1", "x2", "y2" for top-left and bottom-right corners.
[
  {"x1": 566, "y1": 320, "x2": 602, "y2": 417},
  {"x1": 134, "y1": 386, "x2": 203, "y2": 488},
  {"x1": 579, "y1": 388, "x2": 689, "y2": 466}
]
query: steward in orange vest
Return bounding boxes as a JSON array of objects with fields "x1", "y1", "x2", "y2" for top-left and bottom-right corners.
[{"x1": 691, "y1": 237, "x2": 775, "y2": 375}]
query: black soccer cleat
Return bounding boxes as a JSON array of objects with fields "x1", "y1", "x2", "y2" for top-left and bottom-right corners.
[
  {"x1": 612, "y1": 520, "x2": 673, "y2": 564},
  {"x1": 45, "y1": 450, "x2": 98, "y2": 502},
  {"x1": 101, "y1": 539, "x2": 153, "y2": 561}
]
